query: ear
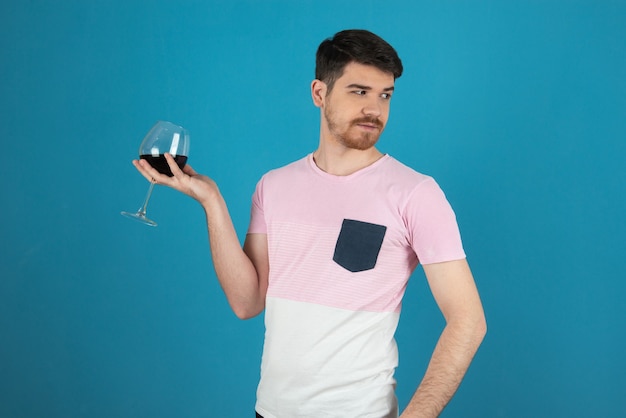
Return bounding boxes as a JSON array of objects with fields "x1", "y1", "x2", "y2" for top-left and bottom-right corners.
[{"x1": 311, "y1": 79, "x2": 327, "y2": 108}]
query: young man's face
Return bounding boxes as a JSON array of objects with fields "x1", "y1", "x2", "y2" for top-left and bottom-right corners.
[{"x1": 321, "y1": 62, "x2": 395, "y2": 151}]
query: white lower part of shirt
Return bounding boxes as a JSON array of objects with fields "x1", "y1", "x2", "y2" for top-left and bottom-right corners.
[{"x1": 255, "y1": 297, "x2": 400, "y2": 418}]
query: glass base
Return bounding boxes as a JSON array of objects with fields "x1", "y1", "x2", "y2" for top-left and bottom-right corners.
[{"x1": 121, "y1": 211, "x2": 157, "y2": 227}]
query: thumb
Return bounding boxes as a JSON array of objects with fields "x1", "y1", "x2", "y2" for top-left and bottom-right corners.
[{"x1": 182, "y1": 164, "x2": 199, "y2": 176}]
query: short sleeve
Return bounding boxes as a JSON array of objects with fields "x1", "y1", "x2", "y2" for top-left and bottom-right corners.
[
  {"x1": 404, "y1": 178, "x2": 466, "y2": 265},
  {"x1": 247, "y1": 176, "x2": 267, "y2": 234}
]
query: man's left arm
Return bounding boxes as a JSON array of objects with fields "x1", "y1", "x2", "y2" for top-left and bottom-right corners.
[{"x1": 400, "y1": 258, "x2": 487, "y2": 417}]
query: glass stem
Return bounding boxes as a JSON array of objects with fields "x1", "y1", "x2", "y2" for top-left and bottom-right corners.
[{"x1": 138, "y1": 182, "x2": 156, "y2": 217}]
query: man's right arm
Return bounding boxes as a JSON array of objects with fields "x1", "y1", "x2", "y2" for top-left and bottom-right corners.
[
  {"x1": 133, "y1": 153, "x2": 269, "y2": 319},
  {"x1": 203, "y1": 188, "x2": 269, "y2": 318}
]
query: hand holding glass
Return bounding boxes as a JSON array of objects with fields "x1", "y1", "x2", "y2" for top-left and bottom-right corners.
[{"x1": 121, "y1": 121, "x2": 190, "y2": 226}]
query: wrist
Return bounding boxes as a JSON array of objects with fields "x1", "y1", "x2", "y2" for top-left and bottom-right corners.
[{"x1": 197, "y1": 184, "x2": 225, "y2": 212}]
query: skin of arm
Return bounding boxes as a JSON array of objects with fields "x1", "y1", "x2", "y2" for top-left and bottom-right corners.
[
  {"x1": 133, "y1": 153, "x2": 269, "y2": 319},
  {"x1": 400, "y1": 259, "x2": 487, "y2": 418}
]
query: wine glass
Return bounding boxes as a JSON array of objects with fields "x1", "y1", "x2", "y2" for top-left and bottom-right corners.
[{"x1": 121, "y1": 121, "x2": 190, "y2": 226}]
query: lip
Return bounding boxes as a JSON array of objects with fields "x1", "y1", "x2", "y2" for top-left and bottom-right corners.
[{"x1": 356, "y1": 123, "x2": 380, "y2": 131}]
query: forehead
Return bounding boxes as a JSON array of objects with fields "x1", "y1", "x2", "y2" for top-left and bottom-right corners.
[{"x1": 336, "y1": 62, "x2": 395, "y2": 88}]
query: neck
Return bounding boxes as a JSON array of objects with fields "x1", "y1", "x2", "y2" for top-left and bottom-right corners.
[{"x1": 312, "y1": 142, "x2": 384, "y2": 176}]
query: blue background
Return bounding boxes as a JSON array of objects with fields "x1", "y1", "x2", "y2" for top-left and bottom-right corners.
[{"x1": 1, "y1": 1, "x2": 624, "y2": 417}]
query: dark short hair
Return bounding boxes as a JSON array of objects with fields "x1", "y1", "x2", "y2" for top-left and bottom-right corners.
[{"x1": 315, "y1": 29, "x2": 403, "y2": 92}]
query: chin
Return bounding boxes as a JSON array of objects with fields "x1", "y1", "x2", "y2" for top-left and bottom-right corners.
[{"x1": 344, "y1": 135, "x2": 380, "y2": 151}]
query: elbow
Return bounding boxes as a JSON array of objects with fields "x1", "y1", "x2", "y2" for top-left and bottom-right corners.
[
  {"x1": 225, "y1": 289, "x2": 266, "y2": 319},
  {"x1": 234, "y1": 310, "x2": 260, "y2": 320},
  {"x1": 478, "y1": 315, "x2": 487, "y2": 342},
  {"x1": 474, "y1": 311, "x2": 487, "y2": 345},
  {"x1": 453, "y1": 310, "x2": 487, "y2": 348},
  {"x1": 231, "y1": 303, "x2": 264, "y2": 320}
]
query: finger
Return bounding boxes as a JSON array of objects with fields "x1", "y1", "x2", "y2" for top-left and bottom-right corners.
[
  {"x1": 133, "y1": 158, "x2": 156, "y2": 179},
  {"x1": 182, "y1": 164, "x2": 198, "y2": 177},
  {"x1": 134, "y1": 159, "x2": 170, "y2": 184},
  {"x1": 164, "y1": 153, "x2": 185, "y2": 177},
  {"x1": 131, "y1": 159, "x2": 152, "y2": 182}
]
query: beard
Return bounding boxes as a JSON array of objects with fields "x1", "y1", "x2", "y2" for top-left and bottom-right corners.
[{"x1": 324, "y1": 104, "x2": 384, "y2": 151}]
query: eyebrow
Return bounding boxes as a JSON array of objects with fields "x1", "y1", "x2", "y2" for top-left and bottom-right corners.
[{"x1": 345, "y1": 83, "x2": 395, "y2": 92}]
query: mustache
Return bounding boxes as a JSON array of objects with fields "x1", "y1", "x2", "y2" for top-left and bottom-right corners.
[{"x1": 352, "y1": 117, "x2": 383, "y2": 129}]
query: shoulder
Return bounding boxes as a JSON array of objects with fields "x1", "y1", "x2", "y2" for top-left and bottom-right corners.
[
  {"x1": 254, "y1": 155, "x2": 310, "y2": 196},
  {"x1": 262, "y1": 155, "x2": 309, "y2": 181},
  {"x1": 378, "y1": 156, "x2": 454, "y2": 216},
  {"x1": 380, "y1": 155, "x2": 438, "y2": 192}
]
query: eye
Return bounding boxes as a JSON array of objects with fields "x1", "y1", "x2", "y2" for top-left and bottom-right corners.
[
  {"x1": 353, "y1": 90, "x2": 367, "y2": 96},
  {"x1": 381, "y1": 93, "x2": 392, "y2": 100}
]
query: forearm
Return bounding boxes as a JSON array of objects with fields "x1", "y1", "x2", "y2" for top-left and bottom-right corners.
[
  {"x1": 132, "y1": 156, "x2": 266, "y2": 317},
  {"x1": 201, "y1": 190, "x2": 265, "y2": 319},
  {"x1": 401, "y1": 318, "x2": 486, "y2": 417}
]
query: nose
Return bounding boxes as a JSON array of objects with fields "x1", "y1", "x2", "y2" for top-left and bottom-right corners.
[{"x1": 362, "y1": 97, "x2": 382, "y2": 118}]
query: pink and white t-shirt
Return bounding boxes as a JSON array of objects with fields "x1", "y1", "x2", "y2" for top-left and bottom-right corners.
[{"x1": 248, "y1": 154, "x2": 465, "y2": 418}]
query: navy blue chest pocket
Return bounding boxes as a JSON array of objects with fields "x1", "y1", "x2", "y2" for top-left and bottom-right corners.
[{"x1": 333, "y1": 219, "x2": 387, "y2": 273}]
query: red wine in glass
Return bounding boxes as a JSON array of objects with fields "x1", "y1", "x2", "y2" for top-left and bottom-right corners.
[
  {"x1": 140, "y1": 154, "x2": 188, "y2": 177},
  {"x1": 121, "y1": 121, "x2": 190, "y2": 226}
]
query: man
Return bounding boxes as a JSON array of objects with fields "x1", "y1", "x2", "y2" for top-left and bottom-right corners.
[{"x1": 133, "y1": 29, "x2": 486, "y2": 418}]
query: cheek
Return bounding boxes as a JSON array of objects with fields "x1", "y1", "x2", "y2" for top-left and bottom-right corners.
[{"x1": 380, "y1": 105, "x2": 391, "y2": 123}]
